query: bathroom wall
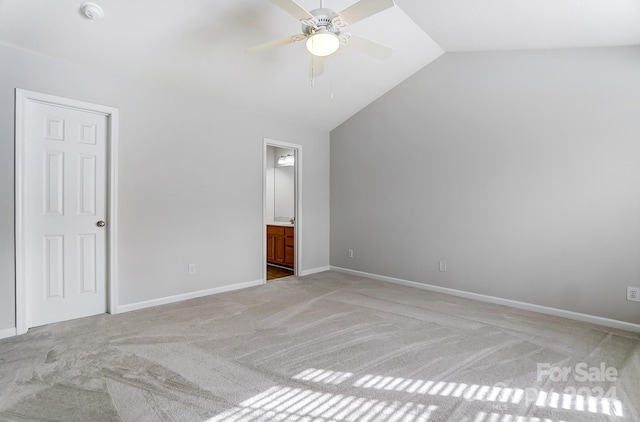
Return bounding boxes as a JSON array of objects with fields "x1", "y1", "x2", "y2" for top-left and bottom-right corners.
[
  {"x1": 274, "y1": 147, "x2": 295, "y2": 220},
  {"x1": 266, "y1": 146, "x2": 295, "y2": 222}
]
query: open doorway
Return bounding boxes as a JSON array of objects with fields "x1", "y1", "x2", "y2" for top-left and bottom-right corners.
[{"x1": 264, "y1": 139, "x2": 301, "y2": 282}]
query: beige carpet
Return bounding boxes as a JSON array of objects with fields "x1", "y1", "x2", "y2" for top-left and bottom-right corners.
[{"x1": 0, "y1": 271, "x2": 638, "y2": 421}]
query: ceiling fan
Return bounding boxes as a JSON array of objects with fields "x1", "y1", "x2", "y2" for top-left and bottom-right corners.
[{"x1": 247, "y1": 0, "x2": 395, "y2": 77}]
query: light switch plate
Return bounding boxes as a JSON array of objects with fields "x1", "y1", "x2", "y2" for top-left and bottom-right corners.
[{"x1": 439, "y1": 260, "x2": 447, "y2": 272}]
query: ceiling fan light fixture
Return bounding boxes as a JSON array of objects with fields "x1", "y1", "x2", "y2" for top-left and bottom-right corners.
[{"x1": 306, "y1": 30, "x2": 340, "y2": 57}]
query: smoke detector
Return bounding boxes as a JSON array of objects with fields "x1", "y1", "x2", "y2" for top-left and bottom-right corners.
[{"x1": 81, "y1": 2, "x2": 104, "y2": 20}]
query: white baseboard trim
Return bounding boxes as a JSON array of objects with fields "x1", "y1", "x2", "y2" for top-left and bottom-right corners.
[
  {"x1": 331, "y1": 266, "x2": 640, "y2": 333},
  {"x1": 116, "y1": 279, "x2": 264, "y2": 314},
  {"x1": 300, "y1": 266, "x2": 331, "y2": 277},
  {"x1": 0, "y1": 327, "x2": 17, "y2": 340}
]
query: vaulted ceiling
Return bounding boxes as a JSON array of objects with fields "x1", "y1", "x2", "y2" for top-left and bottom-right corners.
[{"x1": 1, "y1": 0, "x2": 639, "y2": 131}]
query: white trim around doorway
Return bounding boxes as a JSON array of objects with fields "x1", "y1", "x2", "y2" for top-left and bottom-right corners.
[
  {"x1": 14, "y1": 89, "x2": 120, "y2": 335},
  {"x1": 263, "y1": 138, "x2": 302, "y2": 283}
]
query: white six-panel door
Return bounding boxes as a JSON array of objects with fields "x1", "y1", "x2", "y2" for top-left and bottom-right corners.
[{"x1": 22, "y1": 99, "x2": 109, "y2": 328}]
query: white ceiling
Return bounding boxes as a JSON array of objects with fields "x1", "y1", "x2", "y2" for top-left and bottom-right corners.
[
  {"x1": 1, "y1": 0, "x2": 639, "y2": 131},
  {"x1": 397, "y1": 0, "x2": 640, "y2": 51}
]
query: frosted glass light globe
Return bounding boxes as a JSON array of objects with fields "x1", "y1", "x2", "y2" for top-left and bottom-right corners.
[{"x1": 306, "y1": 31, "x2": 340, "y2": 57}]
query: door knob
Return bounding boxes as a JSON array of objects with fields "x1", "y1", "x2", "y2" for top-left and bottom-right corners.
[{"x1": 96, "y1": 221, "x2": 106, "y2": 227}]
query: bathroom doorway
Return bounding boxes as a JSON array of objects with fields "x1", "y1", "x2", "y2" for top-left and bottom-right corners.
[{"x1": 263, "y1": 139, "x2": 301, "y2": 282}]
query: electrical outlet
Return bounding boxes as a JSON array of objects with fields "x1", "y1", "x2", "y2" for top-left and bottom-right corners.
[
  {"x1": 439, "y1": 260, "x2": 447, "y2": 272},
  {"x1": 188, "y1": 264, "x2": 197, "y2": 275},
  {"x1": 348, "y1": 249, "x2": 354, "y2": 258},
  {"x1": 627, "y1": 287, "x2": 640, "y2": 302}
]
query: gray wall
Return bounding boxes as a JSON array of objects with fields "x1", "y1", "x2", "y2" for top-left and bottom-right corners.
[
  {"x1": 0, "y1": 43, "x2": 330, "y2": 331},
  {"x1": 331, "y1": 47, "x2": 640, "y2": 324}
]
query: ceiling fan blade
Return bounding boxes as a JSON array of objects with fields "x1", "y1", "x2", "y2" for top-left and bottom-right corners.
[
  {"x1": 246, "y1": 35, "x2": 303, "y2": 54},
  {"x1": 343, "y1": 34, "x2": 393, "y2": 59},
  {"x1": 270, "y1": 0, "x2": 314, "y2": 20},
  {"x1": 310, "y1": 55, "x2": 325, "y2": 78},
  {"x1": 338, "y1": 0, "x2": 394, "y2": 25}
]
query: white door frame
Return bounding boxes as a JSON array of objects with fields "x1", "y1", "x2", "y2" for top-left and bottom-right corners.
[
  {"x1": 15, "y1": 89, "x2": 119, "y2": 335},
  {"x1": 263, "y1": 138, "x2": 302, "y2": 282}
]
